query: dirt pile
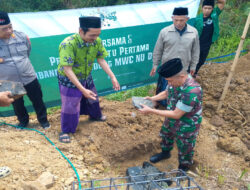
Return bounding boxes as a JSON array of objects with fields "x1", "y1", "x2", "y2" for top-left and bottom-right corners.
[{"x1": 197, "y1": 52, "x2": 250, "y2": 160}]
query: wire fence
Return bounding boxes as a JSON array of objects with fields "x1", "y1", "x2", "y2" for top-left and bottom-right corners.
[{"x1": 72, "y1": 169, "x2": 203, "y2": 190}]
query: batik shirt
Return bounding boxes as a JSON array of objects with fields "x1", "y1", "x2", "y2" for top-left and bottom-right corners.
[
  {"x1": 58, "y1": 33, "x2": 108, "y2": 87},
  {"x1": 163, "y1": 75, "x2": 203, "y2": 133}
]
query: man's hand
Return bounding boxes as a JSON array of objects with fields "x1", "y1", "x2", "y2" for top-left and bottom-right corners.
[
  {"x1": 144, "y1": 96, "x2": 153, "y2": 101},
  {"x1": 97, "y1": 58, "x2": 121, "y2": 91},
  {"x1": 139, "y1": 104, "x2": 152, "y2": 114},
  {"x1": 218, "y1": 0, "x2": 226, "y2": 10},
  {"x1": 111, "y1": 77, "x2": 120, "y2": 91},
  {"x1": 81, "y1": 89, "x2": 97, "y2": 100},
  {"x1": 150, "y1": 67, "x2": 157, "y2": 76},
  {"x1": 190, "y1": 70, "x2": 195, "y2": 76},
  {"x1": 0, "y1": 91, "x2": 14, "y2": 107}
]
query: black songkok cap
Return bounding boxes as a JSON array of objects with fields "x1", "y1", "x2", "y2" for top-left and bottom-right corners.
[
  {"x1": 158, "y1": 58, "x2": 183, "y2": 78},
  {"x1": 0, "y1": 11, "x2": 10, "y2": 25},
  {"x1": 79, "y1": 16, "x2": 101, "y2": 29},
  {"x1": 173, "y1": 7, "x2": 188, "y2": 16},
  {"x1": 202, "y1": 0, "x2": 215, "y2": 7}
]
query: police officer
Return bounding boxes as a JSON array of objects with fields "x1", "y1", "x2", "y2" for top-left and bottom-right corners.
[{"x1": 0, "y1": 11, "x2": 50, "y2": 129}]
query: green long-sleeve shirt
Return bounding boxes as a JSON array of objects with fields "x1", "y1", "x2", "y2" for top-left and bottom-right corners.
[{"x1": 194, "y1": 7, "x2": 222, "y2": 43}]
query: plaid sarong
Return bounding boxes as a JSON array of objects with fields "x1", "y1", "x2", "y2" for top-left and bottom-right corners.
[{"x1": 59, "y1": 74, "x2": 102, "y2": 133}]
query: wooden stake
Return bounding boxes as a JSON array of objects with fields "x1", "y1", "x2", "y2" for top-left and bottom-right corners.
[{"x1": 217, "y1": 13, "x2": 250, "y2": 111}]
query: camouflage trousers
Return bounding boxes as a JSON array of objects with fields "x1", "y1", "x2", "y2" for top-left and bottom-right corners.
[{"x1": 160, "y1": 124, "x2": 200, "y2": 166}]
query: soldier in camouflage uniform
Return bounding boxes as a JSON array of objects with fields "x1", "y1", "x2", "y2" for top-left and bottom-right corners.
[{"x1": 139, "y1": 58, "x2": 202, "y2": 171}]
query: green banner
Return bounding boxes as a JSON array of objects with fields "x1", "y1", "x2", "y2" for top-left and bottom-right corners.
[{"x1": 1, "y1": 21, "x2": 187, "y2": 116}]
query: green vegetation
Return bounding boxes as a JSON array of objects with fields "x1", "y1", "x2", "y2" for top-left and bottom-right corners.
[
  {"x1": 239, "y1": 168, "x2": 248, "y2": 180},
  {"x1": 197, "y1": 164, "x2": 211, "y2": 179},
  {"x1": 0, "y1": 0, "x2": 161, "y2": 12},
  {"x1": 105, "y1": 84, "x2": 156, "y2": 101},
  {"x1": 217, "y1": 173, "x2": 225, "y2": 185},
  {"x1": 207, "y1": 1, "x2": 250, "y2": 62},
  {"x1": 93, "y1": 180, "x2": 102, "y2": 188},
  {"x1": 0, "y1": 0, "x2": 66, "y2": 12},
  {"x1": 47, "y1": 106, "x2": 61, "y2": 114}
]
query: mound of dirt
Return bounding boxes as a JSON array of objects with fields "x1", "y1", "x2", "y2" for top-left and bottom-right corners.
[
  {"x1": 197, "y1": 52, "x2": 250, "y2": 158},
  {"x1": 0, "y1": 53, "x2": 249, "y2": 190}
]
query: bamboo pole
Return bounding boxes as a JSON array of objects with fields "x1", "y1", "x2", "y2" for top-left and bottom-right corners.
[{"x1": 217, "y1": 13, "x2": 250, "y2": 111}]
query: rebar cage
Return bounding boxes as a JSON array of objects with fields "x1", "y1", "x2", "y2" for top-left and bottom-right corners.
[{"x1": 72, "y1": 170, "x2": 203, "y2": 190}]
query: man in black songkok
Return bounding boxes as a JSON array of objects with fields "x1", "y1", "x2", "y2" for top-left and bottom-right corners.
[
  {"x1": 140, "y1": 58, "x2": 203, "y2": 173},
  {"x1": 194, "y1": 0, "x2": 226, "y2": 77},
  {"x1": 79, "y1": 16, "x2": 101, "y2": 30},
  {"x1": 158, "y1": 58, "x2": 183, "y2": 78},
  {"x1": 150, "y1": 6, "x2": 199, "y2": 107},
  {"x1": 57, "y1": 16, "x2": 120, "y2": 143}
]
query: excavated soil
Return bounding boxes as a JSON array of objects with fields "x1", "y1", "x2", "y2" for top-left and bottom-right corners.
[{"x1": 0, "y1": 53, "x2": 249, "y2": 190}]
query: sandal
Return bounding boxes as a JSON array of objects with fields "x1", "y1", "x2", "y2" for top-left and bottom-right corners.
[
  {"x1": 89, "y1": 115, "x2": 107, "y2": 122},
  {"x1": 59, "y1": 132, "x2": 71, "y2": 143},
  {"x1": 0, "y1": 166, "x2": 11, "y2": 178}
]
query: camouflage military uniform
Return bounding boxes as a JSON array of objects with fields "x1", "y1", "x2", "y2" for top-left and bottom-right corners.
[{"x1": 160, "y1": 75, "x2": 203, "y2": 166}]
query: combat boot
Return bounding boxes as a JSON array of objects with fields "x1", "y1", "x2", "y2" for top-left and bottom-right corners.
[
  {"x1": 150, "y1": 151, "x2": 171, "y2": 163},
  {"x1": 178, "y1": 164, "x2": 190, "y2": 172}
]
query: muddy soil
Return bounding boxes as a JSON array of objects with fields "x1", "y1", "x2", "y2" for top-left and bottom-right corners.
[{"x1": 0, "y1": 53, "x2": 249, "y2": 190}]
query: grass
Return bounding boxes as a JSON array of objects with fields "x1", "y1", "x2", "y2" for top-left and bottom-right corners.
[
  {"x1": 103, "y1": 167, "x2": 111, "y2": 174},
  {"x1": 203, "y1": 166, "x2": 210, "y2": 179},
  {"x1": 239, "y1": 168, "x2": 248, "y2": 180},
  {"x1": 47, "y1": 106, "x2": 61, "y2": 114},
  {"x1": 105, "y1": 84, "x2": 156, "y2": 101},
  {"x1": 217, "y1": 174, "x2": 225, "y2": 185},
  {"x1": 197, "y1": 164, "x2": 210, "y2": 179},
  {"x1": 207, "y1": 2, "x2": 250, "y2": 63},
  {"x1": 208, "y1": 31, "x2": 249, "y2": 64},
  {"x1": 114, "y1": 164, "x2": 121, "y2": 176},
  {"x1": 93, "y1": 180, "x2": 102, "y2": 188}
]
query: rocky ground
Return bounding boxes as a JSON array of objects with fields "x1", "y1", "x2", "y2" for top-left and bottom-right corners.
[{"x1": 0, "y1": 53, "x2": 249, "y2": 190}]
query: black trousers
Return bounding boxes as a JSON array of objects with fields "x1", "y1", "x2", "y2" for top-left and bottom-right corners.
[
  {"x1": 155, "y1": 75, "x2": 168, "y2": 107},
  {"x1": 195, "y1": 46, "x2": 211, "y2": 75},
  {"x1": 12, "y1": 78, "x2": 48, "y2": 124}
]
